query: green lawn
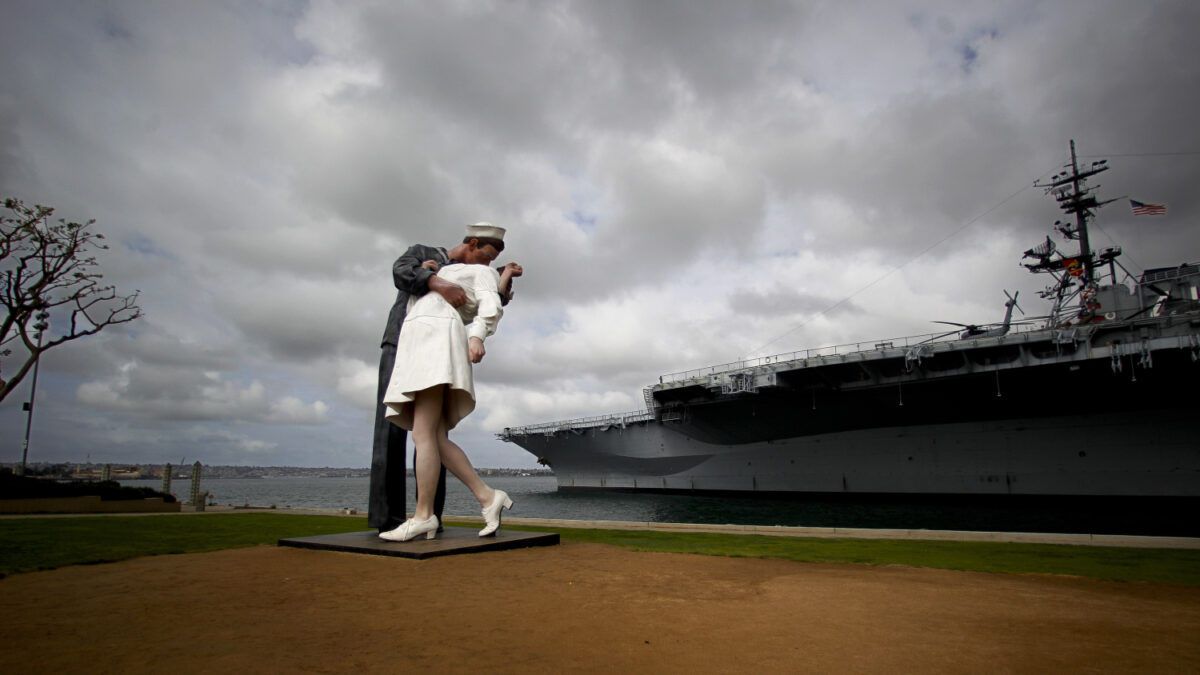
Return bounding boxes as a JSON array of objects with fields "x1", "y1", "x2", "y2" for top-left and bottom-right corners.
[
  {"x1": 1, "y1": 513, "x2": 1197, "y2": 585},
  {"x1": 0, "y1": 513, "x2": 366, "y2": 576},
  {"x1": 504, "y1": 524, "x2": 1200, "y2": 585}
]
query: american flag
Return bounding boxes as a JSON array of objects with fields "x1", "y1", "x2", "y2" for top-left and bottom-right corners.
[{"x1": 1130, "y1": 199, "x2": 1166, "y2": 216}]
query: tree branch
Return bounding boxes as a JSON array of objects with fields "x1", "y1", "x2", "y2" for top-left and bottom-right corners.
[{"x1": 0, "y1": 198, "x2": 143, "y2": 403}]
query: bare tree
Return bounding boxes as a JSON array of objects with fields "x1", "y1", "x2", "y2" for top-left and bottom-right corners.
[{"x1": 1, "y1": 198, "x2": 143, "y2": 402}]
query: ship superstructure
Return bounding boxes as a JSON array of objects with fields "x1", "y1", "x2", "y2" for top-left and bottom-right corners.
[{"x1": 501, "y1": 143, "x2": 1200, "y2": 498}]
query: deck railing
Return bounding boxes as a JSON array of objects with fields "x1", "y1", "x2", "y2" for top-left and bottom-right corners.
[
  {"x1": 500, "y1": 410, "x2": 655, "y2": 437},
  {"x1": 658, "y1": 321, "x2": 1048, "y2": 384}
]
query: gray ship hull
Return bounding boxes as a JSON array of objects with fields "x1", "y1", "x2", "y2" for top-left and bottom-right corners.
[{"x1": 514, "y1": 408, "x2": 1197, "y2": 497}]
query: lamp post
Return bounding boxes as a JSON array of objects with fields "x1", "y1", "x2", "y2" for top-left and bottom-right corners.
[{"x1": 19, "y1": 310, "x2": 49, "y2": 476}]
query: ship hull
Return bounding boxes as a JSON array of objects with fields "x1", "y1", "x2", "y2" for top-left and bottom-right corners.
[{"x1": 514, "y1": 408, "x2": 1197, "y2": 497}]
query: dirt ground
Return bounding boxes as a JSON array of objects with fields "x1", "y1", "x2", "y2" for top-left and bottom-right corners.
[{"x1": 1, "y1": 541, "x2": 1198, "y2": 674}]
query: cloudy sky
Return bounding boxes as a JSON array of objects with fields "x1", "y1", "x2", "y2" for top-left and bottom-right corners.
[{"x1": 2, "y1": 0, "x2": 1198, "y2": 469}]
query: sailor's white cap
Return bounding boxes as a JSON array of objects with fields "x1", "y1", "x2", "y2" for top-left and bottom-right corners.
[{"x1": 465, "y1": 222, "x2": 506, "y2": 241}]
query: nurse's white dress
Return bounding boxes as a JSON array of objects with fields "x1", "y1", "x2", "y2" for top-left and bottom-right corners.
[{"x1": 383, "y1": 263, "x2": 503, "y2": 431}]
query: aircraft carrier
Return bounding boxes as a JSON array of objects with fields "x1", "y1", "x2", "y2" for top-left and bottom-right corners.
[{"x1": 500, "y1": 142, "x2": 1200, "y2": 500}]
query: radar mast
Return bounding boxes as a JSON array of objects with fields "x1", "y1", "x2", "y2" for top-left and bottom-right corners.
[{"x1": 1024, "y1": 140, "x2": 1120, "y2": 327}]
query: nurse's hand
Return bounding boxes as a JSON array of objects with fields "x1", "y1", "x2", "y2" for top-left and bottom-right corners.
[{"x1": 469, "y1": 337, "x2": 486, "y2": 363}]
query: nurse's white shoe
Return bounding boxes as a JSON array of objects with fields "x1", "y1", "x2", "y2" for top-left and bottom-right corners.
[
  {"x1": 379, "y1": 515, "x2": 439, "y2": 542},
  {"x1": 479, "y1": 490, "x2": 512, "y2": 537}
]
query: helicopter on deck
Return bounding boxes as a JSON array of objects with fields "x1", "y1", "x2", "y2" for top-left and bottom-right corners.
[{"x1": 931, "y1": 289, "x2": 1024, "y2": 340}]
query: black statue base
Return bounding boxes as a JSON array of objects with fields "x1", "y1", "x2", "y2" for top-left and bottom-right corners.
[{"x1": 278, "y1": 526, "x2": 559, "y2": 560}]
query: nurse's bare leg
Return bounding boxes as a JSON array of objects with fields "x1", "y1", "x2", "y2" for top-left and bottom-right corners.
[
  {"x1": 435, "y1": 414, "x2": 511, "y2": 536},
  {"x1": 433, "y1": 417, "x2": 495, "y2": 507},
  {"x1": 411, "y1": 386, "x2": 447, "y2": 521}
]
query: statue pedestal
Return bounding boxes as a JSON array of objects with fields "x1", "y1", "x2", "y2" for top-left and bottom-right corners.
[{"x1": 278, "y1": 526, "x2": 558, "y2": 560}]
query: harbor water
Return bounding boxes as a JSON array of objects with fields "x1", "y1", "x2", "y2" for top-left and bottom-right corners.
[{"x1": 119, "y1": 475, "x2": 1198, "y2": 536}]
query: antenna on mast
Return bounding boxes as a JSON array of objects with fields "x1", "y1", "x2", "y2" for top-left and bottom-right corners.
[
  {"x1": 1032, "y1": 140, "x2": 1118, "y2": 285},
  {"x1": 1028, "y1": 140, "x2": 1121, "y2": 327}
]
